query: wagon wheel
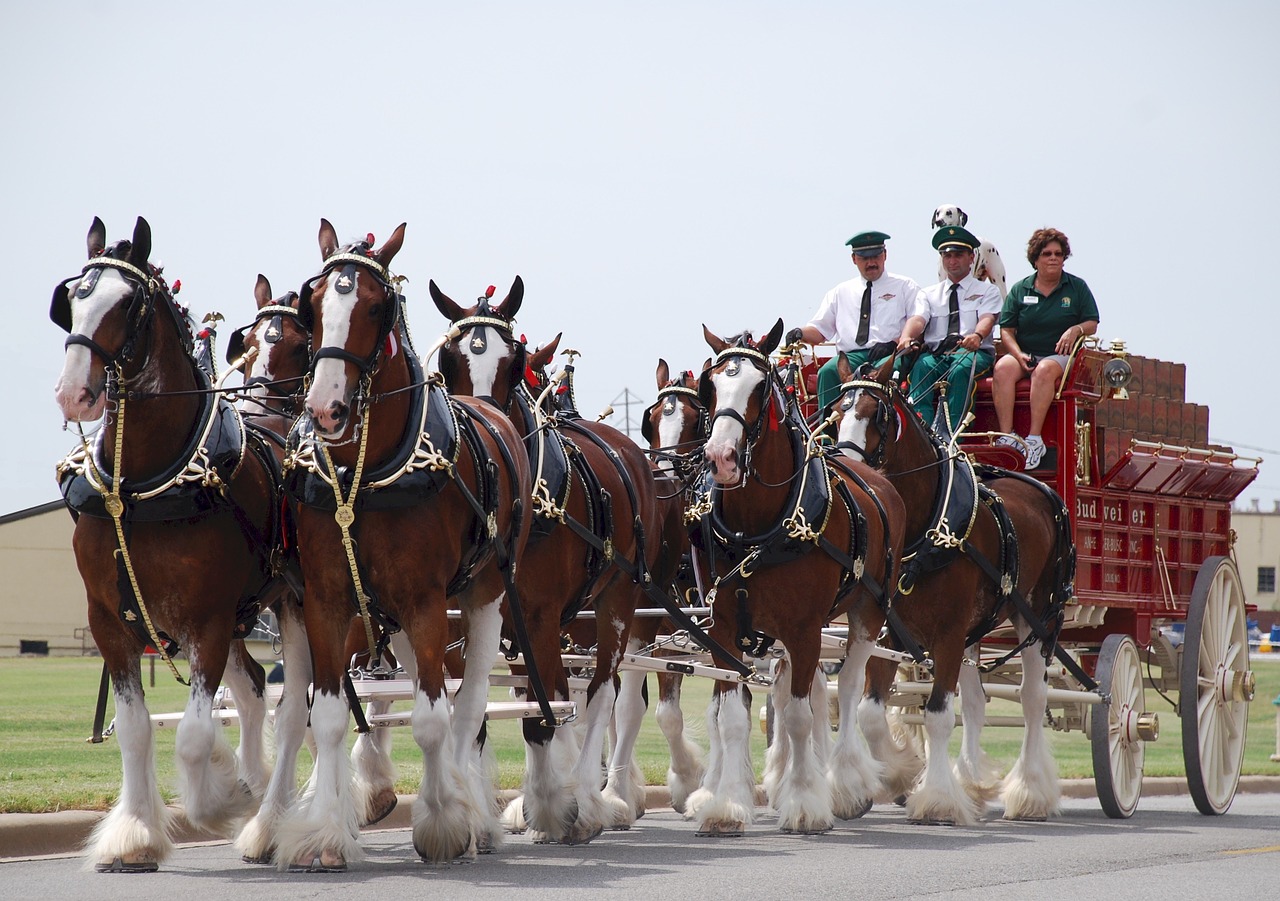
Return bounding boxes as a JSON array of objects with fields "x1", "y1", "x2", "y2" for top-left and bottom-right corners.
[
  {"x1": 1090, "y1": 634, "x2": 1147, "y2": 818},
  {"x1": 1180, "y1": 556, "x2": 1254, "y2": 815}
]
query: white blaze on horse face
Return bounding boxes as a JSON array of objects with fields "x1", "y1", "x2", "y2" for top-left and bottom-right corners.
[
  {"x1": 458, "y1": 328, "x2": 503, "y2": 397},
  {"x1": 242, "y1": 320, "x2": 278, "y2": 407},
  {"x1": 53, "y1": 269, "x2": 134, "y2": 422},
  {"x1": 655, "y1": 399, "x2": 693, "y2": 475},
  {"x1": 836, "y1": 388, "x2": 871, "y2": 463},
  {"x1": 306, "y1": 270, "x2": 358, "y2": 432},
  {"x1": 704, "y1": 363, "x2": 762, "y2": 485}
]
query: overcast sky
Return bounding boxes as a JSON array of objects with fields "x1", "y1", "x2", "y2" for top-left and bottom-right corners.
[{"x1": 4, "y1": 1, "x2": 1278, "y2": 515}]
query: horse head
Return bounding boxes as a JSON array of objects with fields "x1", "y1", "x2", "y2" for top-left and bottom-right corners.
[
  {"x1": 429, "y1": 276, "x2": 526, "y2": 409},
  {"x1": 699, "y1": 318, "x2": 784, "y2": 486},
  {"x1": 643, "y1": 358, "x2": 709, "y2": 475},
  {"x1": 299, "y1": 218, "x2": 406, "y2": 439},
  {"x1": 52, "y1": 216, "x2": 169, "y2": 422},
  {"x1": 227, "y1": 274, "x2": 307, "y2": 422},
  {"x1": 833, "y1": 354, "x2": 901, "y2": 468}
]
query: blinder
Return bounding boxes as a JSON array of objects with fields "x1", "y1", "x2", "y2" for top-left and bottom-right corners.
[{"x1": 51, "y1": 253, "x2": 161, "y2": 367}]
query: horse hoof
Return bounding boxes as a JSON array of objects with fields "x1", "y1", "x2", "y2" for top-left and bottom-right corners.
[
  {"x1": 907, "y1": 817, "x2": 957, "y2": 827},
  {"x1": 363, "y1": 790, "x2": 398, "y2": 826},
  {"x1": 893, "y1": 795, "x2": 908, "y2": 807},
  {"x1": 564, "y1": 824, "x2": 604, "y2": 845},
  {"x1": 95, "y1": 857, "x2": 159, "y2": 873},
  {"x1": 837, "y1": 797, "x2": 873, "y2": 820},
  {"x1": 241, "y1": 851, "x2": 275, "y2": 865},
  {"x1": 288, "y1": 852, "x2": 347, "y2": 873},
  {"x1": 780, "y1": 825, "x2": 832, "y2": 835},
  {"x1": 1005, "y1": 814, "x2": 1048, "y2": 823},
  {"x1": 695, "y1": 823, "x2": 745, "y2": 838}
]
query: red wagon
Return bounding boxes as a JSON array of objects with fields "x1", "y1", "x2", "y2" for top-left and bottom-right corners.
[{"x1": 794, "y1": 339, "x2": 1260, "y2": 817}]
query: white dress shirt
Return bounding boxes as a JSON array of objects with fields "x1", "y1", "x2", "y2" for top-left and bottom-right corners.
[
  {"x1": 912, "y1": 274, "x2": 1002, "y2": 351},
  {"x1": 807, "y1": 272, "x2": 921, "y2": 351}
]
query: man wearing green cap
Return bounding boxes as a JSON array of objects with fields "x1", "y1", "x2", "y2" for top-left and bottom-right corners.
[
  {"x1": 899, "y1": 225, "x2": 1002, "y2": 435},
  {"x1": 787, "y1": 230, "x2": 921, "y2": 413}
]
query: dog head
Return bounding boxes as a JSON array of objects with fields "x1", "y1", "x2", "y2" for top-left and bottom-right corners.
[{"x1": 931, "y1": 204, "x2": 968, "y2": 229}]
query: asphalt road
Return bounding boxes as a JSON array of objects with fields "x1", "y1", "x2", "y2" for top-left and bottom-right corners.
[{"x1": 4, "y1": 792, "x2": 1278, "y2": 901}]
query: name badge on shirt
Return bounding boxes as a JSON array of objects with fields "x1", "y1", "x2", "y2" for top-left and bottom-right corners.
[{"x1": 1022, "y1": 294, "x2": 1039, "y2": 305}]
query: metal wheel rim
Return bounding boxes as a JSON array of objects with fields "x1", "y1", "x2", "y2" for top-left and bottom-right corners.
[
  {"x1": 1180, "y1": 557, "x2": 1249, "y2": 815},
  {"x1": 1091, "y1": 634, "x2": 1144, "y2": 818}
]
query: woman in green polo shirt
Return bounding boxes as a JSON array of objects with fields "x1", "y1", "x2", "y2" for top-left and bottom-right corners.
[{"x1": 991, "y1": 228, "x2": 1099, "y2": 469}]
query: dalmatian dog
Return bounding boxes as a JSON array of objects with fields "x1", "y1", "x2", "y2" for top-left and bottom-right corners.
[{"x1": 931, "y1": 204, "x2": 1007, "y2": 299}]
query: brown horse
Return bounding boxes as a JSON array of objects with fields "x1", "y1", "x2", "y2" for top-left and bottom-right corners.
[
  {"x1": 51, "y1": 217, "x2": 283, "y2": 871},
  {"x1": 833, "y1": 354, "x2": 1075, "y2": 823},
  {"x1": 430, "y1": 277, "x2": 669, "y2": 840},
  {"x1": 636, "y1": 359, "x2": 713, "y2": 811},
  {"x1": 221, "y1": 277, "x2": 318, "y2": 863},
  {"x1": 690, "y1": 321, "x2": 906, "y2": 835},
  {"x1": 277, "y1": 221, "x2": 532, "y2": 870}
]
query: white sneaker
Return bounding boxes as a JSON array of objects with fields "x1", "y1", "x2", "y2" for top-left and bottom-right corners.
[{"x1": 1024, "y1": 435, "x2": 1046, "y2": 469}]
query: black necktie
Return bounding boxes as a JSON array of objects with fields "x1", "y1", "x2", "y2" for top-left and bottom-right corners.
[
  {"x1": 856, "y1": 280, "x2": 872, "y2": 346},
  {"x1": 947, "y1": 283, "x2": 961, "y2": 336}
]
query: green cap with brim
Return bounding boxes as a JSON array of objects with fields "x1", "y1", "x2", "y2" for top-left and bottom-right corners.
[
  {"x1": 932, "y1": 225, "x2": 979, "y2": 253},
  {"x1": 846, "y1": 230, "x2": 890, "y2": 258}
]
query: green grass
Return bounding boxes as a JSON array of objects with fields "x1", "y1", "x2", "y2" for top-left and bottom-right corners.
[{"x1": 1, "y1": 655, "x2": 1277, "y2": 814}]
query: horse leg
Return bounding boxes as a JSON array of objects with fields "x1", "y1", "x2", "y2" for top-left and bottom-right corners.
[
  {"x1": 507, "y1": 598, "x2": 578, "y2": 843},
  {"x1": 450, "y1": 597, "x2": 505, "y2": 855},
  {"x1": 903, "y1": 648, "x2": 978, "y2": 826},
  {"x1": 408, "y1": 593, "x2": 492, "y2": 865},
  {"x1": 761, "y1": 656, "x2": 793, "y2": 806},
  {"x1": 350, "y1": 627, "x2": 413, "y2": 827},
  {"x1": 828, "y1": 635, "x2": 883, "y2": 819},
  {"x1": 602, "y1": 637, "x2": 650, "y2": 827},
  {"x1": 237, "y1": 597, "x2": 312, "y2": 864},
  {"x1": 86, "y1": 631, "x2": 174, "y2": 872},
  {"x1": 175, "y1": 633, "x2": 255, "y2": 838},
  {"x1": 955, "y1": 649, "x2": 1001, "y2": 804},
  {"x1": 1000, "y1": 625, "x2": 1060, "y2": 820},
  {"x1": 693, "y1": 679, "x2": 756, "y2": 835},
  {"x1": 222, "y1": 642, "x2": 270, "y2": 803},
  {"x1": 655, "y1": 669, "x2": 705, "y2": 814},
  {"x1": 773, "y1": 644, "x2": 834, "y2": 835},
  {"x1": 276, "y1": 612, "x2": 362, "y2": 873},
  {"x1": 859, "y1": 656, "x2": 924, "y2": 803}
]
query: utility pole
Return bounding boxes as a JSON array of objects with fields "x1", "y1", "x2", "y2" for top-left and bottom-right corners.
[{"x1": 606, "y1": 387, "x2": 646, "y2": 439}]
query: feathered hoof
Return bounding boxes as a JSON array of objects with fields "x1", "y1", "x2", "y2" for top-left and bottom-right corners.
[
  {"x1": 695, "y1": 820, "x2": 745, "y2": 837},
  {"x1": 241, "y1": 850, "x2": 275, "y2": 865},
  {"x1": 288, "y1": 851, "x2": 347, "y2": 873},
  {"x1": 95, "y1": 857, "x2": 159, "y2": 873},
  {"x1": 1003, "y1": 813, "x2": 1048, "y2": 823},
  {"x1": 564, "y1": 822, "x2": 604, "y2": 845},
  {"x1": 780, "y1": 821, "x2": 833, "y2": 835},
  {"x1": 833, "y1": 797, "x2": 872, "y2": 820},
  {"x1": 906, "y1": 816, "x2": 956, "y2": 826},
  {"x1": 362, "y1": 790, "x2": 398, "y2": 827}
]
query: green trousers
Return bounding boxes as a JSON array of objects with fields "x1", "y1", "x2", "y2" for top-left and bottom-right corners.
[{"x1": 907, "y1": 348, "x2": 995, "y2": 434}]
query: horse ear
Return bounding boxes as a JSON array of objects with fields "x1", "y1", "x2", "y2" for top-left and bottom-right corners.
[
  {"x1": 374, "y1": 222, "x2": 406, "y2": 267},
  {"x1": 254, "y1": 274, "x2": 272, "y2": 308},
  {"x1": 429, "y1": 280, "x2": 465, "y2": 322},
  {"x1": 318, "y1": 218, "x2": 339, "y2": 259},
  {"x1": 496, "y1": 275, "x2": 523, "y2": 320},
  {"x1": 87, "y1": 217, "x2": 106, "y2": 258},
  {"x1": 875, "y1": 355, "x2": 897, "y2": 383},
  {"x1": 837, "y1": 352, "x2": 854, "y2": 382},
  {"x1": 129, "y1": 217, "x2": 151, "y2": 267},
  {"x1": 758, "y1": 318, "x2": 785, "y2": 355},
  {"x1": 529, "y1": 332, "x2": 562, "y2": 371},
  {"x1": 655, "y1": 358, "x2": 670, "y2": 388},
  {"x1": 702, "y1": 324, "x2": 729, "y2": 355}
]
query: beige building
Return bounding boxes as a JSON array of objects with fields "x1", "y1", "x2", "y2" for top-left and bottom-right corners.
[
  {"x1": 1233, "y1": 499, "x2": 1280, "y2": 622},
  {"x1": 0, "y1": 502, "x2": 90, "y2": 656}
]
